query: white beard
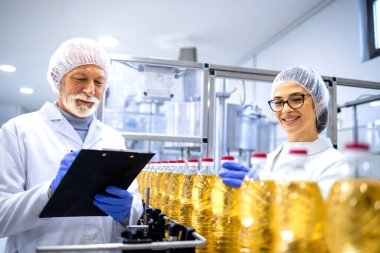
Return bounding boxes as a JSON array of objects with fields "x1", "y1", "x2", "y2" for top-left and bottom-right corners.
[{"x1": 61, "y1": 93, "x2": 99, "y2": 118}]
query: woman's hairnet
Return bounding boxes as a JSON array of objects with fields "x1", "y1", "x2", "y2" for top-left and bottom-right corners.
[
  {"x1": 47, "y1": 38, "x2": 110, "y2": 93},
  {"x1": 271, "y1": 66, "x2": 330, "y2": 133}
]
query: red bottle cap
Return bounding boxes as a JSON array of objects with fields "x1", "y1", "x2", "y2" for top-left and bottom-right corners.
[
  {"x1": 188, "y1": 159, "x2": 198, "y2": 163},
  {"x1": 221, "y1": 156, "x2": 234, "y2": 160},
  {"x1": 251, "y1": 152, "x2": 267, "y2": 158},
  {"x1": 344, "y1": 142, "x2": 370, "y2": 151},
  {"x1": 202, "y1": 158, "x2": 214, "y2": 162}
]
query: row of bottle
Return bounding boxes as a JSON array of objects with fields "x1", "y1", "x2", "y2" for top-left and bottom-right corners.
[
  {"x1": 136, "y1": 157, "x2": 216, "y2": 253},
  {"x1": 136, "y1": 143, "x2": 380, "y2": 253}
]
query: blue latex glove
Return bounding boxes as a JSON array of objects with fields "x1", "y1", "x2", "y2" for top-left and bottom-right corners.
[
  {"x1": 219, "y1": 162, "x2": 250, "y2": 188},
  {"x1": 93, "y1": 186, "x2": 133, "y2": 222},
  {"x1": 51, "y1": 150, "x2": 80, "y2": 192}
]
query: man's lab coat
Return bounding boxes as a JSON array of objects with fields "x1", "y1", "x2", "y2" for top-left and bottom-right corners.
[
  {"x1": 264, "y1": 138, "x2": 349, "y2": 198},
  {"x1": 0, "y1": 102, "x2": 143, "y2": 252}
]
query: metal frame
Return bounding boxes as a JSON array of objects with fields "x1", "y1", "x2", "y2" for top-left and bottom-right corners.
[
  {"x1": 99, "y1": 55, "x2": 380, "y2": 158},
  {"x1": 338, "y1": 94, "x2": 380, "y2": 142},
  {"x1": 36, "y1": 231, "x2": 207, "y2": 252}
]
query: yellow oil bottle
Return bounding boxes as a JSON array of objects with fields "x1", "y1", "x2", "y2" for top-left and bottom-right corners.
[
  {"x1": 150, "y1": 162, "x2": 162, "y2": 208},
  {"x1": 159, "y1": 160, "x2": 176, "y2": 214},
  {"x1": 154, "y1": 161, "x2": 168, "y2": 210},
  {"x1": 240, "y1": 152, "x2": 275, "y2": 253},
  {"x1": 167, "y1": 160, "x2": 185, "y2": 221},
  {"x1": 211, "y1": 156, "x2": 240, "y2": 253},
  {"x1": 179, "y1": 159, "x2": 199, "y2": 226},
  {"x1": 273, "y1": 149, "x2": 327, "y2": 253},
  {"x1": 325, "y1": 142, "x2": 380, "y2": 253},
  {"x1": 192, "y1": 158, "x2": 216, "y2": 253}
]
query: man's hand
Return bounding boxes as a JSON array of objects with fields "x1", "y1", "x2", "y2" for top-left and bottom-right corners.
[
  {"x1": 94, "y1": 186, "x2": 133, "y2": 222},
  {"x1": 51, "y1": 150, "x2": 80, "y2": 192}
]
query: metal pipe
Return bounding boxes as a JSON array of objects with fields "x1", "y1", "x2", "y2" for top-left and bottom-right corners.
[
  {"x1": 353, "y1": 105, "x2": 359, "y2": 142},
  {"x1": 36, "y1": 231, "x2": 207, "y2": 252},
  {"x1": 338, "y1": 94, "x2": 380, "y2": 109}
]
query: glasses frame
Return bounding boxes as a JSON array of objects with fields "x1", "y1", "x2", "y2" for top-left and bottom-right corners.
[{"x1": 267, "y1": 94, "x2": 312, "y2": 112}]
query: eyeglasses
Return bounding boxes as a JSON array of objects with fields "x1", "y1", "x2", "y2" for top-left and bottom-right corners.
[{"x1": 268, "y1": 94, "x2": 312, "y2": 112}]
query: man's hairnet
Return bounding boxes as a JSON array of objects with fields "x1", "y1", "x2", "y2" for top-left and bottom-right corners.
[
  {"x1": 47, "y1": 38, "x2": 110, "y2": 93},
  {"x1": 271, "y1": 66, "x2": 330, "y2": 133}
]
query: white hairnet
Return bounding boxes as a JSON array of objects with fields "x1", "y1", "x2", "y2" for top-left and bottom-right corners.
[
  {"x1": 47, "y1": 38, "x2": 110, "y2": 93},
  {"x1": 271, "y1": 66, "x2": 330, "y2": 133}
]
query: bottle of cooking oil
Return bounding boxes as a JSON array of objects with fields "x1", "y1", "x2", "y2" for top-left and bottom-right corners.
[
  {"x1": 211, "y1": 155, "x2": 241, "y2": 253},
  {"x1": 139, "y1": 162, "x2": 151, "y2": 200},
  {"x1": 179, "y1": 158, "x2": 199, "y2": 226},
  {"x1": 160, "y1": 160, "x2": 176, "y2": 214},
  {"x1": 149, "y1": 161, "x2": 161, "y2": 208},
  {"x1": 167, "y1": 160, "x2": 186, "y2": 221},
  {"x1": 273, "y1": 149, "x2": 327, "y2": 253},
  {"x1": 192, "y1": 157, "x2": 216, "y2": 253},
  {"x1": 326, "y1": 142, "x2": 380, "y2": 253},
  {"x1": 153, "y1": 161, "x2": 167, "y2": 210},
  {"x1": 240, "y1": 152, "x2": 275, "y2": 253}
]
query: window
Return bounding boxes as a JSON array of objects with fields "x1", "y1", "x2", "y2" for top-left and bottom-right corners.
[{"x1": 363, "y1": 0, "x2": 380, "y2": 59}]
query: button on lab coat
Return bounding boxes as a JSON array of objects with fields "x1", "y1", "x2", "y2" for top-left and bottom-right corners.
[
  {"x1": 263, "y1": 138, "x2": 349, "y2": 198},
  {"x1": 0, "y1": 102, "x2": 143, "y2": 252}
]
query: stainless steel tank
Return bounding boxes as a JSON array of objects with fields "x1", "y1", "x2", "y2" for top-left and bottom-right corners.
[{"x1": 226, "y1": 104, "x2": 274, "y2": 153}]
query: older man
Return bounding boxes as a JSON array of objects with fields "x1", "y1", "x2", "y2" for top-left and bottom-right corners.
[{"x1": 0, "y1": 38, "x2": 143, "y2": 252}]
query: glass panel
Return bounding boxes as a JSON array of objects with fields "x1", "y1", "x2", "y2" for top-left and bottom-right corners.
[
  {"x1": 336, "y1": 85, "x2": 380, "y2": 154},
  {"x1": 213, "y1": 77, "x2": 277, "y2": 167},
  {"x1": 103, "y1": 59, "x2": 205, "y2": 155}
]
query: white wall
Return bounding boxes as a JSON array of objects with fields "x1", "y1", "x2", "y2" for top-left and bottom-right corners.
[
  {"x1": 243, "y1": 0, "x2": 380, "y2": 150},
  {"x1": 0, "y1": 104, "x2": 26, "y2": 127}
]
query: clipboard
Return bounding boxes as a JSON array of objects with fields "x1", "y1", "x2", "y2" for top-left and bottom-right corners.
[{"x1": 39, "y1": 149, "x2": 154, "y2": 218}]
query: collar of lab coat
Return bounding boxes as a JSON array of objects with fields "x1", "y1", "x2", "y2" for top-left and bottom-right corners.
[
  {"x1": 266, "y1": 137, "x2": 334, "y2": 172},
  {"x1": 39, "y1": 102, "x2": 102, "y2": 148}
]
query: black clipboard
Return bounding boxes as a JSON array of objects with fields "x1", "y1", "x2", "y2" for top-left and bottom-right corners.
[{"x1": 40, "y1": 149, "x2": 154, "y2": 218}]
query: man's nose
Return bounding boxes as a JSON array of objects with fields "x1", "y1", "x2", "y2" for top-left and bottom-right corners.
[{"x1": 82, "y1": 80, "x2": 95, "y2": 96}]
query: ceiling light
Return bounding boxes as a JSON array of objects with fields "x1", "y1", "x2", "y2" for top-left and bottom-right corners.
[
  {"x1": 98, "y1": 36, "x2": 119, "y2": 48},
  {"x1": 370, "y1": 101, "x2": 380, "y2": 107},
  {"x1": 20, "y1": 87, "x2": 34, "y2": 94},
  {"x1": 0, "y1": 64, "x2": 16, "y2": 72}
]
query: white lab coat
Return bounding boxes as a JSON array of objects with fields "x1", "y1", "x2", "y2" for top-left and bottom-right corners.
[
  {"x1": 0, "y1": 102, "x2": 143, "y2": 252},
  {"x1": 263, "y1": 137, "x2": 349, "y2": 198}
]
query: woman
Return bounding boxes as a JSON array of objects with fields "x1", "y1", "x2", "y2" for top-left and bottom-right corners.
[{"x1": 220, "y1": 66, "x2": 348, "y2": 197}]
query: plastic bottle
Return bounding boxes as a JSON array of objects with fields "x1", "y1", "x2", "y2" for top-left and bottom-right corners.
[
  {"x1": 239, "y1": 152, "x2": 275, "y2": 252},
  {"x1": 160, "y1": 160, "x2": 176, "y2": 214},
  {"x1": 179, "y1": 158, "x2": 199, "y2": 226},
  {"x1": 155, "y1": 161, "x2": 168, "y2": 211},
  {"x1": 273, "y1": 149, "x2": 327, "y2": 253},
  {"x1": 167, "y1": 160, "x2": 186, "y2": 221},
  {"x1": 326, "y1": 142, "x2": 380, "y2": 253},
  {"x1": 150, "y1": 161, "x2": 162, "y2": 208},
  {"x1": 211, "y1": 155, "x2": 240, "y2": 252},
  {"x1": 139, "y1": 162, "x2": 152, "y2": 201},
  {"x1": 246, "y1": 152, "x2": 267, "y2": 180},
  {"x1": 192, "y1": 157, "x2": 216, "y2": 253}
]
